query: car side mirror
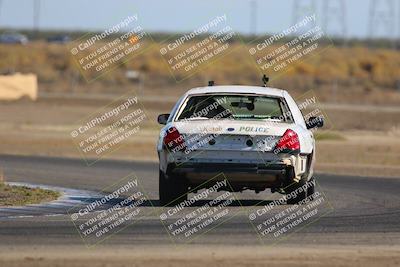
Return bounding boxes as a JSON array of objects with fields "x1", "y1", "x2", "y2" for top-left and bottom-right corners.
[
  {"x1": 306, "y1": 116, "x2": 324, "y2": 129},
  {"x1": 157, "y1": 114, "x2": 170, "y2": 125}
]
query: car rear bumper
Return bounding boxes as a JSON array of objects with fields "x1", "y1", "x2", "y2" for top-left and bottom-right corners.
[
  {"x1": 166, "y1": 162, "x2": 294, "y2": 191},
  {"x1": 171, "y1": 162, "x2": 287, "y2": 175}
]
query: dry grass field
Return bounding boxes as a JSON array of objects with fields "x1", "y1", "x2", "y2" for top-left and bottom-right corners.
[{"x1": 1, "y1": 41, "x2": 400, "y2": 104}]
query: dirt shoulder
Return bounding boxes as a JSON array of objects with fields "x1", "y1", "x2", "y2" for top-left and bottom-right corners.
[
  {"x1": 0, "y1": 245, "x2": 399, "y2": 267},
  {"x1": 315, "y1": 131, "x2": 400, "y2": 178}
]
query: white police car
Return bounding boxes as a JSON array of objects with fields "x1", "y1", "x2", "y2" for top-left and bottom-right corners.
[{"x1": 157, "y1": 82, "x2": 323, "y2": 206}]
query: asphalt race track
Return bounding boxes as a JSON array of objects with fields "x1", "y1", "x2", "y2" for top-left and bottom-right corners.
[{"x1": 0, "y1": 154, "x2": 399, "y2": 247}]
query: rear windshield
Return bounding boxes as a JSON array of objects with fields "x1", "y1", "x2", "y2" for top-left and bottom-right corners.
[{"x1": 175, "y1": 94, "x2": 293, "y2": 122}]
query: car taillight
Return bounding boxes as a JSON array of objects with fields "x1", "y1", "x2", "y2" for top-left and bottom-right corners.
[
  {"x1": 274, "y1": 129, "x2": 300, "y2": 153},
  {"x1": 163, "y1": 127, "x2": 186, "y2": 152}
]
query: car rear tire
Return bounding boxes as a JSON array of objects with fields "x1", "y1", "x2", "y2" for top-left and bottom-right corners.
[
  {"x1": 159, "y1": 170, "x2": 187, "y2": 206},
  {"x1": 286, "y1": 179, "x2": 307, "y2": 205},
  {"x1": 286, "y1": 177, "x2": 315, "y2": 205}
]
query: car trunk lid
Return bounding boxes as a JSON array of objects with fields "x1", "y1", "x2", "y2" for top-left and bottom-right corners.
[{"x1": 173, "y1": 120, "x2": 292, "y2": 152}]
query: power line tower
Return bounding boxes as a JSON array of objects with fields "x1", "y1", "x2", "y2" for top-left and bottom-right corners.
[
  {"x1": 368, "y1": 0, "x2": 396, "y2": 46},
  {"x1": 322, "y1": 0, "x2": 347, "y2": 42},
  {"x1": 292, "y1": 0, "x2": 317, "y2": 33}
]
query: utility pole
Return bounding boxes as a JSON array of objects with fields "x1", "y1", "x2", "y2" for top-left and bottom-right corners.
[
  {"x1": 250, "y1": 0, "x2": 257, "y2": 36},
  {"x1": 0, "y1": 0, "x2": 3, "y2": 28},
  {"x1": 33, "y1": 0, "x2": 40, "y2": 39}
]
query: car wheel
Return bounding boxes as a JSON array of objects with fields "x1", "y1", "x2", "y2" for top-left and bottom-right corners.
[
  {"x1": 286, "y1": 179, "x2": 308, "y2": 205},
  {"x1": 159, "y1": 170, "x2": 187, "y2": 206}
]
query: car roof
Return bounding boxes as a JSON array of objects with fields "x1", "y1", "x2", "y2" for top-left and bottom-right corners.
[{"x1": 185, "y1": 85, "x2": 286, "y2": 98}]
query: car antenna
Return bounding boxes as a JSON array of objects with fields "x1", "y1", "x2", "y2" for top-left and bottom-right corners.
[
  {"x1": 262, "y1": 75, "x2": 269, "y2": 87},
  {"x1": 208, "y1": 80, "x2": 215, "y2": 86}
]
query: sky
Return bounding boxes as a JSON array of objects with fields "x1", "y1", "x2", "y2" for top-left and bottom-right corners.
[{"x1": 0, "y1": 0, "x2": 398, "y2": 39}]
